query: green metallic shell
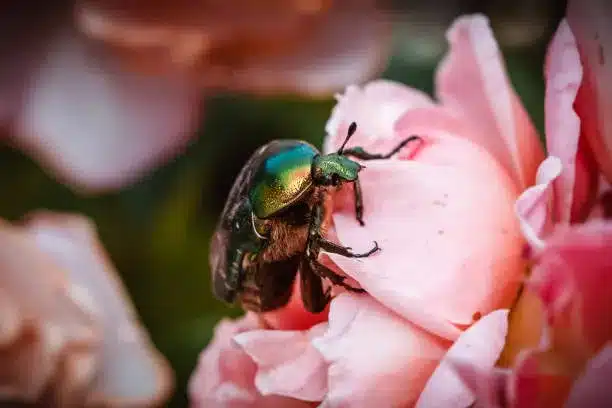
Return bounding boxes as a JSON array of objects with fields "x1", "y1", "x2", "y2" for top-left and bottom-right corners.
[
  {"x1": 210, "y1": 144, "x2": 266, "y2": 303},
  {"x1": 210, "y1": 140, "x2": 319, "y2": 304},
  {"x1": 248, "y1": 141, "x2": 319, "y2": 218}
]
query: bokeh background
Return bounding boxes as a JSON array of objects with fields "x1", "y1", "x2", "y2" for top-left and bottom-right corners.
[{"x1": 0, "y1": 1, "x2": 566, "y2": 406}]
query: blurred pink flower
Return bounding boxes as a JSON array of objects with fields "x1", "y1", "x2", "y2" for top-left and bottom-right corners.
[
  {"x1": 1, "y1": 0, "x2": 389, "y2": 193},
  {"x1": 189, "y1": 14, "x2": 545, "y2": 407},
  {"x1": 0, "y1": 211, "x2": 171, "y2": 407}
]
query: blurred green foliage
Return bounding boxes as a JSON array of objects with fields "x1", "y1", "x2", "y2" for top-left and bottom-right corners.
[{"x1": 0, "y1": 21, "x2": 552, "y2": 408}]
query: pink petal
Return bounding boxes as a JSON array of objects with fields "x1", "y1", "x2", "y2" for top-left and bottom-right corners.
[
  {"x1": 444, "y1": 364, "x2": 509, "y2": 408},
  {"x1": 0, "y1": 288, "x2": 21, "y2": 347},
  {"x1": 312, "y1": 294, "x2": 449, "y2": 408},
  {"x1": 234, "y1": 324, "x2": 328, "y2": 402},
  {"x1": 545, "y1": 19, "x2": 599, "y2": 223},
  {"x1": 323, "y1": 79, "x2": 434, "y2": 154},
  {"x1": 565, "y1": 343, "x2": 612, "y2": 408},
  {"x1": 327, "y1": 125, "x2": 524, "y2": 338},
  {"x1": 208, "y1": 0, "x2": 391, "y2": 98},
  {"x1": 25, "y1": 212, "x2": 173, "y2": 406},
  {"x1": 514, "y1": 156, "x2": 563, "y2": 249},
  {"x1": 0, "y1": 5, "x2": 70, "y2": 126},
  {"x1": 13, "y1": 30, "x2": 201, "y2": 193},
  {"x1": 589, "y1": 177, "x2": 612, "y2": 219},
  {"x1": 0, "y1": 218, "x2": 98, "y2": 401},
  {"x1": 567, "y1": 0, "x2": 612, "y2": 184},
  {"x1": 436, "y1": 14, "x2": 543, "y2": 189},
  {"x1": 529, "y1": 221, "x2": 612, "y2": 356},
  {"x1": 189, "y1": 314, "x2": 258, "y2": 408},
  {"x1": 416, "y1": 309, "x2": 509, "y2": 408},
  {"x1": 262, "y1": 279, "x2": 330, "y2": 332},
  {"x1": 509, "y1": 349, "x2": 575, "y2": 408},
  {"x1": 189, "y1": 313, "x2": 309, "y2": 408}
]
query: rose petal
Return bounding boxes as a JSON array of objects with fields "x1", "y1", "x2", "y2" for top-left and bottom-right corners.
[
  {"x1": 529, "y1": 221, "x2": 612, "y2": 358},
  {"x1": 25, "y1": 212, "x2": 172, "y2": 406},
  {"x1": 327, "y1": 129, "x2": 524, "y2": 337},
  {"x1": 323, "y1": 79, "x2": 434, "y2": 154},
  {"x1": 234, "y1": 324, "x2": 328, "y2": 401},
  {"x1": 588, "y1": 177, "x2": 612, "y2": 219},
  {"x1": 416, "y1": 309, "x2": 509, "y2": 408},
  {"x1": 262, "y1": 279, "x2": 330, "y2": 332},
  {"x1": 189, "y1": 314, "x2": 259, "y2": 408},
  {"x1": 567, "y1": 0, "x2": 612, "y2": 184},
  {"x1": 497, "y1": 289, "x2": 546, "y2": 369},
  {"x1": 47, "y1": 341, "x2": 99, "y2": 407},
  {"x1": 514, "y1": 156, "x2": 563, "y2": 249},
  {"x1": 207, "y1": 0, "x2": 390, "y2": 98},
  {"x1": 441, "y1": 364, "x2": 509, "y2": 408},
  {"x1": 0, "y1": 288, "x2": 21, "y2": 347},
  {"x1": 0, "y1": 217, "x2": 98, "y2": 401},
  {"x1": 13, "y1": 30, "x2": 200, "y2": 192},
  {"x1": 189, "y1": 313, "x2": 309, "y2": 408},
  {"x1": 77, "y1": 0, "x2": 328, "y2": 72},
  {"x1": 509, "y1": 349, "x2": 575, "y2": 408},
  {"x1": 311, "y1": 294, "x2": 448, "y2": 408},
  {"x1": 545, "y1": 19, "x2": 600, "y2": 223},
  {"x1": 78, "y1": 0, "x2": 390, "y2": 98},
  {"x1": 0, "y1": 5, "x2": 55, "y2": 124},
  {"x1": 565, "y1": 343, "x2": 612, "y2": 408},
  {"x1": 436, "y1": 14, "x2": 543, "y2": 189}
]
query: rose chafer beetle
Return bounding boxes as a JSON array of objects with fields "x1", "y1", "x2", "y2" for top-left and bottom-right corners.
[{"x1": 210, "y1": 123, "x2": 421, "y2": 313}]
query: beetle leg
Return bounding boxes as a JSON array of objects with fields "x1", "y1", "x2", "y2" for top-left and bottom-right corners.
[
  {"x1": 307, "y1": 200, "x2": 379, "y2": 258},
  {"x1": 317, "y1": 236, "x2": 380, "y2": 258},
  {"x1": 306, "y1": 201, "x2": 367, "y2": 294},
  {"x1": 353, "y1": 178, "x2": 365, "y2": 226},
  {"x1": 306, "y1": 202, "x2": 324, "y2": 258},
  {"x1": 299, "y1": 256, "x2": 331, "y2": 313},
  {"x1": 342, "y1": 135, "x2": 422, "y2": 160},
  {"x1": 219, "y1": 248, "x2": 248, "y2": 302},
  {"x1": 308, "y1": 258, "x2": 366, "y2": 293}
]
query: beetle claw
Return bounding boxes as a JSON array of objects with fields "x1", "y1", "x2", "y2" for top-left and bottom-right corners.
[{"x1": 349, "y1": 241, "x2": 380, "y2": 258}]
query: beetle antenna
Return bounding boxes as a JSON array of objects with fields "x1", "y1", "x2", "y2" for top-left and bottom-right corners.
[{"x1": 338, "y1": 122, "x2": 357, "y2": 155}]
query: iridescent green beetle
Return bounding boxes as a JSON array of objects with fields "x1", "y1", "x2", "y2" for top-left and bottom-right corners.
[{"x1": 210, "y1": 123, "x2": 421, "y2": 313}]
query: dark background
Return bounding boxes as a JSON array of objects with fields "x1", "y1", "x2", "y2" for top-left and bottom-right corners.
[{"x1": 0, "y1": 1, "x2": 566, "y2": 406}]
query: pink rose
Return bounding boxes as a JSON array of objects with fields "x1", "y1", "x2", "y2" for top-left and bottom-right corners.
[
  {"x1": 459, "y1": 2, "x2": 612, "y2": 406},
  {"x1": 2, "y1": 0, "x2": 388, "y2": 192},
  {"x1": 189, "y1": 14, "x2": 545, "y2": 407},
  {"x1": 0, "y1": 211, "x2": 171, "y2": 406},
  {"x1": 456, "y1": 2, "x2": 612, "y2": 408}
]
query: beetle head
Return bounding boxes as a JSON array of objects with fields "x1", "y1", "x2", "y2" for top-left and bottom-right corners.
[
  {"x1": 311, "y1": 122, "x2": 363, "y2": 187},
  {"x1": 312, "y1": 154, "x2": 362, "y2": 186}
]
